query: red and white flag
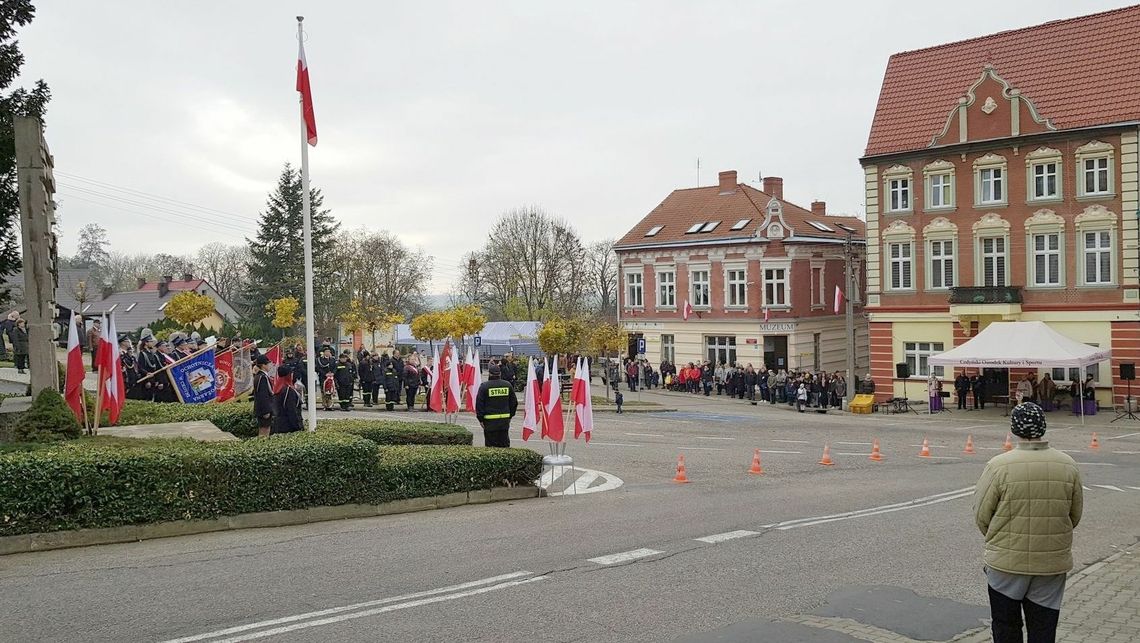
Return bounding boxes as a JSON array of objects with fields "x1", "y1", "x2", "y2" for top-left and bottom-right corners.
[
  {"x1": 466, "y1": 349, "x2": 481, "y2": 413},
  {"x1": 446, "y1": 341, "x2": 462, "y2": 413},
  {"x1": 521, "y1": 358, "x2": 540, "y2": 441},
  {"x1": 428, "y1": 348, "x2": 443, "y2": 412},
  {"x1": 573, "y1": 356, "x2": 593, "y2": 442},
  {"x1": 834, "y1": 285, "x2": 845, "y2": 315},
  {"x1": 764, "y1": 307, "x2": 770, "y2": 322},
  {"x1": 64, "y1": 311, "x2": 85, "y2": 424},
  {"x1": 215, "y1": 348, "x2": 235, "y2": 402},
  {"x1": 297, "y1": 35, "x2": 317, "y2": 146},
  {"x1": 98, "y1": 314, "x2": 124, "y2": 425},
  {"x1": 682, "y1": 299, "x2": 693, "y2": 321},
  {"x1": 265, "y1": 344, "x2": 285, "y2": 393},
  {"x1": 543, "y1": 355, "x2": 565, "y2": 442}
]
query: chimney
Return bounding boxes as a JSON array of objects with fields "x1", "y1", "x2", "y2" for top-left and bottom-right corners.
[
  {"x1": 811, "y1": 200, "x2": 826, "y2": 217},
  {"x1": 136, "y1": 277, "x2": 146, "y2": 290},
  {"x1": 101, "y1": 286, "x2": 113, "y2": 300},
  {"x1": 158, "y1": 276, "x2": 171, "y2": 298},
  {"x1": 181, "y1": 273, "x2": 193, "y2": 282},
  {"x1": 718, "y1": 170, "x2": 738, "y2": 194},
  {"x1": 763, "y1": 176, "x2": 783, "y2": 200}
]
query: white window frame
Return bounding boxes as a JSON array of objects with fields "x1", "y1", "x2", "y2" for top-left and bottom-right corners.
[
  {"x1": 705, "y1": 336, "x2": 737, "y2": 366},
  {"x1": 1025, "y1": 209, "x2": 1066, "y2": 290},
  {"x1": 660, "y1": 334, "x2": 675, "y2": 364},
  {"x1": 763, "y1": 266, "x2": 789, "y2": 309},
  {"x1": 1074, "y1": 205, "x2": 1118, "y2": 288},
  {"x1": 1083, "y1": 230, "x2": 1113, "y2": 285},
  {"x1": 928, "y1": 239, "x2": 955, "y2": 290},
  {"x1": 978, "y1": 236, "x2": 1008, "y2": 287},
  {"x1": 1032, "y1": 232, "x2": 1062, "y2": 287},
  {"x1": 810, "y1": 264, "x2": 825, "y2": 308},
  {"x1": 922, "y1": 160, "x2": 955, "y2": 211},
  {"x1": 725, "y1": 265, "x2": 747, "y2": 308},
  {"x1": 690, "y1": 267, "x2": 711, "y2": 308},
  {"x1": 1024, "y1": 147, "x2": 1063, "y2": 203},
  {"x1": 882, "y1": 165, "x2": 913, "y2": 214},
  {"x1": 888, "y1": 241, "x2": 913, "y2": 291},
  {"x1": 972, "y1": 153, "x2": 1008, "y2": 207},
  {"x1": 1076, "y1": 140, "x2": 1115, "y2": 200},
  {"x1": 624, "y1": 270, "x2": 644, "y2": 308},
  {"x1": 904, "y1": 341, "x2": 945, "y2": 378},
  {"x1": 656, "y1": 268, "x2": 676, "y2": 309}
]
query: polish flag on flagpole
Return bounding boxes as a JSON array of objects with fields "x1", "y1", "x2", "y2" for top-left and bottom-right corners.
[
  {"x1": 573, "y1": 356, "x2": 594, "y2": 442},
  {"x1": 466, "y1": 349, "x2": 481, "y2": 413},
  {"x1": 446, "y1": 341, "x2": 462, "y2": 414},
  {"x1": 543, "y1": 355, "x2": 565, "y2": 442},
  {"x1": 64, "y1": 311, "x2": 86, "y2": 425},
  {"x1": 764, "y1": 307, "x2": 770, "y2": 322},
  {"x1": 521, "y1": 358, "x2": 540, "y2": 441},
  {"x1": 428, "y1": 347, "x2": 443, "y2": 412},
  {"x1": 297, "y1": 29, "x2": 317, "y2": 146},
  {"x1": 834, "y1": 285, "x2": 845, "y2": 315},
  {"x1": 682, "y1": 299, "x2": 693, "y2": 321},
  {"x1": 99, "y1": 314, "x2": 124, "y2": 425}
]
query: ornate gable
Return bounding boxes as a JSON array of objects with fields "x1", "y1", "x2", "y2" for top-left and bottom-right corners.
[
  {"x1": 930, "y1": 65, "x2": 1056, "y2": 149},
  {"x1": 757, "y1": 198, "x2": 794, "y2": 240}
]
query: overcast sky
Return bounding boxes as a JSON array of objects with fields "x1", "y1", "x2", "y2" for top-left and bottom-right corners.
[{"x1": 16, "y1": 0, "x2": 1132, "y2": 292}]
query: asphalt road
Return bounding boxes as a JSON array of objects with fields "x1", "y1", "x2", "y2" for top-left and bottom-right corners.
[{"x1": 2, "y1": 390, "x2": 1138, "y2": 642}]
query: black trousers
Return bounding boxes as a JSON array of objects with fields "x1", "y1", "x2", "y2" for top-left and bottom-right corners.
[
  {"x1": 405, "y1": 384, "x2": 418, "y2": 410},
  {"x1": 14, "y1": 353, "x2": 28, "y2": 371},
  {"x1": 957, "y1": 390, "x2": 967, "y2": 409},
  {"x1": 361, "y1": 382, "x2": 374, "y2": 405},
  {"x1": 988, "y1": 585, "x2": 1060, "y2": 643},
  {"x1": 337, "y1": 383, "x2": 353, "y2": 409},
  {"x1": 483, "y1": 420, "x2": 510, "y2": 448}
]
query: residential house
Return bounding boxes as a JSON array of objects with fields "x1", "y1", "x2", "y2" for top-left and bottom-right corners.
[{"x1": 82, "y1": 274, "x2": 241, "y2": 334}]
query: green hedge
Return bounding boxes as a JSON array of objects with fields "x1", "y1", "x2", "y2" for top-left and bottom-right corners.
[
  {"x1": 115, "y1": 400, "x2": 258, "y2": 438},
  {"x1": 318, "y1": 418, "x2": 472, "y2": 446},
  {"x1": 0, "y1": 433, "x2": 542, "y2": 536}
]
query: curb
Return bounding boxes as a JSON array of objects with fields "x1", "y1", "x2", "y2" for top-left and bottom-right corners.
[
  {"x1": 651, "y1": 390, "x2": 852, "y2": 416},
  {"x1": 0, "y1": 486, "x2": 540, "y2": 556}
]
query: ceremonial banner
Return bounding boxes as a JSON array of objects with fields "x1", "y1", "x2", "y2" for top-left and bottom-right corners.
[
  {"x1": 215, "y1": 349, "x2": 235, "y2": 402},
  {"x1": 170, "y1": 347, "x2": 218, "y2": 404},
  {"x1": 232, "y1": 344, "x2": 254, "y2": 398}
]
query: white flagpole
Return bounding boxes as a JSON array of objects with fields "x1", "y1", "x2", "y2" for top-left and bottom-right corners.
[{"x1": 298, "y1": 16, "x2": 318, "y2": 432}]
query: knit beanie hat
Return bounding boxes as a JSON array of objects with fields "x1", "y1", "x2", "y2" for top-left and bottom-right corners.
[{"x1": 1010, "y1": 402, "x2": 1047, "y2": 439}]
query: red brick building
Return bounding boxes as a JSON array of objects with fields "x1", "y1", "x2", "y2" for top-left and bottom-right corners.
[
  {"x1": 614, "y1": 170, "x2": 868, "y2": 374},
  {"x1": 861, "y1": 6, "x2": 1140, "y2": 407}
]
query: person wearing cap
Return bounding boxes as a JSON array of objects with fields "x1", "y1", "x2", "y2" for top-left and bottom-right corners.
[
  {"x1": 974, "y1": 402, "x2": 1083, "y2": 643},
  {"x1": 170, "y1": 336, "x2": 188, "y2": 361},
  {"x1": 132, "y1": 335, "x2": 162, "y2": 400},
  {"x1": 253, "y1": 354, "x2": 275, "y2": 437},
  {"x1": 119, "y1": 335, "x2": 137, "y2": 395},
  {"x1": 272, "y1": 365, "x2": 303, "y2": 434},
  {"x1": 334, "y1": 350, "x2": 357, "y2": 411},
  {"x1": 154, "y1": 340, "x2": 178, "y2": 402},
  {"x1": 474, "y1": 362, "x2": 517, "y2": 448},
  {"x1": 316, "y1": 346, "x2": 336, "y2": 411},
  {"x1": 86, "y1": 318, "x2": 102, "y2": 371}
]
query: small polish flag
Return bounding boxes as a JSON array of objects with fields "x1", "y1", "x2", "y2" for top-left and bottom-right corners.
[
  {"x1": 764, "y1": 307, "x2": 770, "y2": 322},
  {"x1": 682, "y1": 300, "x2": 693, "y2": 321},
  {"x1": 834, "y1": 285, "x2": 845, "y2": 315},
  {"x1": 64, "y1": 311, "x2": 86, "y2": 424},
  {"x1": 543, "y1": 355, "x2": 565, "y2": 442},
  {"x1": 297, "y1": 34, "x2": 317, "y2": 146},
  {"x1": 573, "y1": 356, "x2": 593, "y2": 442},
  {"x1": 521, "y1": 358, "x2": 540, "y2": 441},
  {"x1": 446, "y1": 341, "x2": 462, "y2": 413},
  {"x1": 428, "y1": 348, "x2": 443, "y2": 412}
]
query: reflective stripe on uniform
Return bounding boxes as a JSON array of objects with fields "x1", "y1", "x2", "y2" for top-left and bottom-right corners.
[
  {"x1": 488, "y1": 387, "x2": 510, "y2": 397},
  {"x1": 483, "y1": 413, "x2": 511, "y2": 419}
]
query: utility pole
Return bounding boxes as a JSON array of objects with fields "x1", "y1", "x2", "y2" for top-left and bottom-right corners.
[
  {"x1": 844, "y1": 232, "x2": 856, "y2": 408},
  {"x1": 15, "y1": 116, "x2": 59, "y2": 395}
]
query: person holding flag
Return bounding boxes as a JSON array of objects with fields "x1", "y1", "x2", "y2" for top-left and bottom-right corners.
[{"x1": 474, "y1": 361, "x2": 517, "y2": 448}]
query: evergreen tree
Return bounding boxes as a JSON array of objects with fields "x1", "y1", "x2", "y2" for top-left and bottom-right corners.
[
  {"x1": 245, "y1": 163, "x2": 339, "y2": 335},
  {"x1": 0, "y1": 0, "x2": 50, "y2": 307}
]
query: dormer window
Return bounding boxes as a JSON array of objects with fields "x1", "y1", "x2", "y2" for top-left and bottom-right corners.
[
  {"x1": 731, "y1": 218, "x2": 751, "y2": 230},
  {"x1": 807, "y1": 221, "x2": 834, "y2": 233},
  {"x1": 685, "y1": 223, "x2": 704, "y2": 234},
  {"x1": 644, "y1": 225, "x2": 663, "y2": 237},
  {"x1": 698, "y1": 221, "x2": 720, "y2": 233}
]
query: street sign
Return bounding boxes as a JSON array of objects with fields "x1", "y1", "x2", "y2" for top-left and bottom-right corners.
[
  {"x1": 636, "y1": 337, "x2": 646, "y2": 354},
  {"x1": 474, "y1": 335, "x2": 482, "y2": 347}
]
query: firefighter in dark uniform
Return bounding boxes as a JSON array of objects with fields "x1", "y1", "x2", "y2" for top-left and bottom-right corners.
[
  {"x1": 132, "y1": 335, "x2": 161, "y2": 400},
  {"x1": 359, "y1": 352, "x2": 376, "y2": 407},
  {"x1": 475, "y1": 363, "x2": 518, "y2": 448},
  {"x1": 334, "y1": 350, "x2": 357, "y2": 411},
  {"x1": 252, "y1": 354, "x2": 275, "y2": 437},
  {"x1": 119, "y1": 335, "x2": 137, "y2": 396},
  {"x1": 383, "y1": 356, "x2": 399, "y2": 411},
  {"x1": 316, "y1": 345, "x2": 336, "y2": 411}
]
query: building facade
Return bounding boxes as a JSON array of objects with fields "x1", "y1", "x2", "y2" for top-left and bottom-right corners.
[
  {"x1": 615, "y1": 170, "x2": 868, "y2": 375},
  {"x1": 861, "y1": 6, "x2": 1140, "y2": 407}
]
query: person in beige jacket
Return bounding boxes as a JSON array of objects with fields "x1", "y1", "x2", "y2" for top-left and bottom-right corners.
[{"x1": 974, "y1": 402, "x2": 1082, "y2": 643}]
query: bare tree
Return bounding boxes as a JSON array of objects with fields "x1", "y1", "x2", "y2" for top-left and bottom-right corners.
[
  {"x1": 326, "y1": 228, "x2": 433, "y2": 321},
  {"x1": 195, "y1": 242, "x2": 250, "y2": 306},
  {"x1": 588, "y1": 239, "x2": 617, "y2": 319}
]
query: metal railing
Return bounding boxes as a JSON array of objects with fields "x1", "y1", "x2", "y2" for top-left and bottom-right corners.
[{"x1": 947, "y1": 286, "x2": 1023, "y2": 305}]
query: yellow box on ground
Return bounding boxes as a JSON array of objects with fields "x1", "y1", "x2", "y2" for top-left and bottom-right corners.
[{"x1": 850, "y1": 394, "x2": 875, "y2": 415}]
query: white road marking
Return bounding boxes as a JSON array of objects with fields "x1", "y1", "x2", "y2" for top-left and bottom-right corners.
[
  {"x1": 588, "y1": 442, "x2": 643, "y2": 447},
  {"x1": 1083, "y1": 485, "x2": 1093, "y2": 491},
  {"x1": 958, "y1": 425, "x2": 991, "y2": 430},
  {"x1": 978, "y1": 447, "x2": 1004, "y2": 450},
  {"x1": 1104, "y1": 432, "x2": 1140, "y2": 440},
  {"x1": 538, "y1": 467, "x2": 567, "y2": 489},
  {"x1": 677, "y1": 446, "x2": 727, "y2": 451},
  {"x1": 1114, "y1": 450, "x2": 1140, "y2": 454},
  {"x1": 161, "y1": 571, "x2": 536, "y2": 643},
  {"x1": 921, "y1": 456, "x2": 962, "y2": 460},
  {"x1": 694, "y1": 436, "x2": 735, "y2": 440},
  {"x1": 588, "y1": 548, "x2": 663, "y2": 565},
  {"x1": 1126, "y1": 486, "x2": 1140, "y2": 491},
  {"x1": 836, "y1": 441, "x2": 872, "y2": 446},
  {"x1": 775, "y1": 488, "x2": 976, "y2": 530},
  {"x1": 566, "y1": 470, "x2": 600, "y2": 493},
  {"x1": 539, "y1": 468, "x2": 624, "y2": 497},
  {"x1": 1093, "y1": 484, "x2": 1126, "y2": 492},
  {"x1": 624, "y1": 432, "x2": 664, "y2": 438},
  {"x1": 1076, "y1": 462, "x2": 1117, "y2": 466},
  {"x1": 772, "y1": 439, "x2": 812, "y2": 444},
  {"x1": 694, "y1": 530, "x2": 759, "y2": 544},
  {"x1": 759, "y1": 450, "x2": 803, "y2": 454},
  {"x1": 1058, "y1": 449, "x2": 1084, "y2": 453},
  {"x1": 837, "y1": 452, "x2": 872, "y2": 456}
]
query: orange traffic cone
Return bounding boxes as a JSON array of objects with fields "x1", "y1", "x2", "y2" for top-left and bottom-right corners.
[
  {"x1": 819, "y1": 443, "x2": 835, "y2": 466},
  {"x1": 748, "y1": 449, "x2": 764, "y2": 475},
  {"x1": 918, "y1": 437, "x2": 931, "y2": 458},
  {"x1": 673, "y1": 454, "x2": 690, "y2": 483},
  {"x1": 869, "y1": 438, "x2": 883, "y2": 462},
  {"x1": 1003, "y1": 434, "x2": 1013, "y2": 452},
  {"x1": 964, "y1": 434, "x2": 976, "y2": 455},
  {"x1": 1090, "y1": 433, "x2": 1100, "y2": 450}
]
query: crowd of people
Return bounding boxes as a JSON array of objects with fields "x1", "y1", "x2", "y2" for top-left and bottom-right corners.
[{"x1": 0, "y1": 311, "x2": 29, "y2": 372}]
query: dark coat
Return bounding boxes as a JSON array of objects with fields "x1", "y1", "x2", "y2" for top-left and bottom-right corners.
[
  {"x1": 253, "y1": 370, "x2": 275, "y2": 419},
  {"x1": 12, "y1": 326, "x2": 29, "y2": 354},
  {"x1": 403, "y1": 363, "x2": 420, "y2": 387},
  {"x1": 334, "y1": 360, "x2": 357, "y2": 387},
  {"x1": 359, "y1": 359, "x2": 376, "y2": 385},
  {"x1": 272, "y1": 385, "x2": 304, "y2": 433}
]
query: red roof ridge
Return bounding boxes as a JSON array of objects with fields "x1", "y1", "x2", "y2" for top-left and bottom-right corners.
[{"x1": 889, "y1": 4, "x2": 1140, "y2": 60}]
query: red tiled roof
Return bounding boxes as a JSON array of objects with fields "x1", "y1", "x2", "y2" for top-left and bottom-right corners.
[
  {"x1": 137, "y1": 279, "x2": 205, "y2": 292},
  {"x1": 865, "y1": 5, "x2": 1140, "y2": 157},
  {"x1": 615, "y1": 182, "x2": 864, "y2": 249}
]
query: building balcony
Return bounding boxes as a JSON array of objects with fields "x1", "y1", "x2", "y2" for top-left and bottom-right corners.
[{"x1": 948, "y1": 286, "x2": 1022, "y2": 319}]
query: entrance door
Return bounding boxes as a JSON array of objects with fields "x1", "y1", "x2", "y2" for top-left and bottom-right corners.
[
  {"x1": 982, "y1": 368, "x2": 1009, "y2": 404},
  {"x1": 764, "y1": 335, "x2": 788, "y2": 371},
  {"x1": 627, "y1": 333, "x2": 643, "y2": 360}
]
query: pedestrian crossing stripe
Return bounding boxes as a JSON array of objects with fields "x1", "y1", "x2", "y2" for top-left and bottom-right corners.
[{"x1": 537, "y1": 467, "x2": 623, "y2": 497}]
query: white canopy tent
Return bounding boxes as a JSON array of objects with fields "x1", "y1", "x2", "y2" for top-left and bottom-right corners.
[{"x1": 929, "y1": 321, "x2": 1112, "y2": 423}]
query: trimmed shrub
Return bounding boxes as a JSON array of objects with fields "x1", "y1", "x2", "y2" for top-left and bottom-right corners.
[
  {"x1": 318, "y1": 418, "x2": 472, "y2": 446},
  {"x1": 374, "y1": 446, "x2": 543, "y2": 501},
  {"x1": 14, "y1": 389, "x2": 81, "y2": 442},
  {"x1": 114, "y1": 400, "x2": 258, "y2": 439}
]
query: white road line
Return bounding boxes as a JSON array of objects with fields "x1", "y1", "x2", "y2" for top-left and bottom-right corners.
[
  {"x1": 588, "y1": 442, "x2": 643, "y2": 447},
  {"x1": 677, "y1": 446, "x2": 727, "y2": 451},
  {"x1": 921, "y1": 456, "x2": 962, "y2": 460},
  {"x1": 1093, "y1": 484, "x2": 1126, "y2": 492},
  {"x1": 835, "y1": 441, "x2": 872, "y2": 446},
  {"x1": 1104, "y1": 432, "x2": 1140, "y2": 440},
  {"x1": 588, "y1": 548, "x2": 663, "y2": 565},
  {"x1": 561, "y1": 472, "x2": 624, "y2": 496},
  {"x1": 958, "y1": 425, "x2": 991, "y2": 430},
  {"x1": 1058, "y1": 450, "x2": 1084, "y2": 453},
  {"x1": 624, "y1": 432, "x2": 664, "y2": 438},
  {"x1": 777, "y1": 491, "x2": 975, "y2": 530},
  {"x1": 771, "y1": 487, "x2": 975, "y2": 531},
  {"x1": 538, "y1": 468, "x2": 567, "y2": 489},
  {"x1": 694, "y1": 530, "x2": 759, "y2": 544},
  {"x1": 772, "y1": 439, "x2": 812, "y2": 444},
  {"x1": 759, "y1": 450, "x2": 803, "y2": 454},
  {"x1": 1076, "y1": 462, "x2": 1117, "y2": 466},
  {"x1": 978, "y1": 447, "x2": 1004, "y2": 450},
  {"x1": 1083, "y1": 485, "x2": 1093, "y2": 491},
  {"x1": 1114, "y1": 450, "x2": 1140, "y2": 454},
  {"x1": 213, "y1": 576, "x2": 545, "y2": 642},
  {"x1": 837, "y1": 452, "x2": 872, "y2": 456},
  {"x1": 566, "y1": 470, "x2": 599, "y2": 493},
  {"x1": 161, "y1": 571, "x2": 535, "y2": 643},
  {"x1": 1126, "y1": 486, "x2": 1140, "y2": 491},
  {"x1": 694, "y1": 436, "x2": 735, "y2": 440}
]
